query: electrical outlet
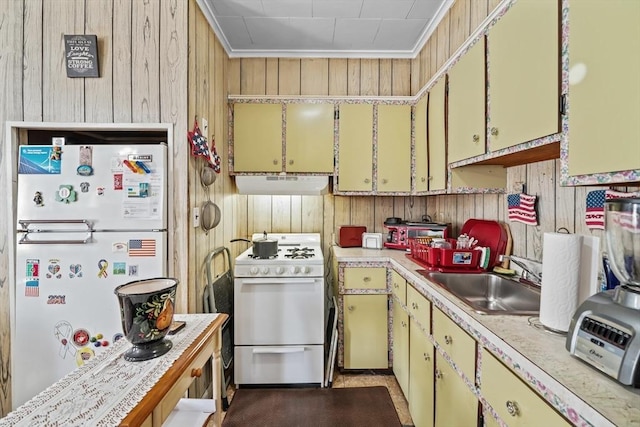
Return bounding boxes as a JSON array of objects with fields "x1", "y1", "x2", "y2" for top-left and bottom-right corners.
[{"x1": 193, "y1": 206, "x2": 200, "y2": 228}]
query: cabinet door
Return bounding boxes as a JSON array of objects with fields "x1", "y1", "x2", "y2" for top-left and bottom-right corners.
[
  {"x1": 568, "y1": 1, "x2": 640, "y2": 176},
  {"x1": 343, "y1": 267, "x2": 386, "y2": 290},
  {"x1": 414, "y1": 97, "x2": 429, "y2": 192},
  {"x1": 448, "y1": 39, "x2": 486, "y2": 163},
  {"x1": 432, "y1": 308, "x2": 476, "y2": 380},
  {"x1": 391, "y1": 270, "x2": 406, "y2": 304},
  {"x1": 377, "y1": 104, "x2": 412, "y2": 192},
  {"x1": 338, "y1": 104, "x2": 374, "y2": 192},
  {"x1": 481, "y1": 350, "x2": 571, "y2": 427},
  {"x1": 392, "y1": 300, "x2": 409, "y2": 397},
  {"x1": 427, "y1": 78, "x2": 447, "y2": 191},
  {"x1": 435, "y1": 354, "x2": 479, "y2": 427},
  {"x1": 343, "y1": 294, "x2": 389, "y2": 369},
  {"x1": 233, "y1": 103, "x2": 282, "y2": 172},
  {"x1": 488, "y1": 0, "x2": 559, "y2": 151},
  {"x1": 407, "y1": 285, "x2": 431, "y2": 333},
  {"x1": 409, "y1": 319, "x2": 435, "y2": 427},
  {"x1": 286, "y1": 103, "x2": 335, "y2": 173}
]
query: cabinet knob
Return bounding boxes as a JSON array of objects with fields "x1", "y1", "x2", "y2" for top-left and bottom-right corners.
[
  {"x1": 427, "y1": 176, "x2": 433, "y2": 181},
  {"x1": 423, "y1": 352, "x2": 430, "y2": 361},
  {"x1": 506, "y1": 400, "x2": 520, "y2": 417},
  {"x1": 382, "y1": 178, "x2": 388, "y2": 184},
  {"x1": 444, "y1": 335, "x2": 453, "y2": 345},
  {"x1": 191, "y1": 368, "x2": 202, "y2": 378},
  {"x1": 288, "y1": 160, "x2": 294, "y2": 165},
  {"x1": 347, "y1": 305, "x2": 355, "y2": 311},
  {"x1": 364, "y1": 178, "x2": 370, "y2": 184},
  {"x1": 420, "y1": 177, "x2": 426, "y2": 182},
  {"x1": 490, "y1": 127, "x2": 499, "y2": 136},
  {"x1": 401, "y1": 321, "x2": 407, "y2": 327},
  {"x1": 273, "y1": 159, "x2": 279, "y2": 165},
  {"x1": 412, "y1": 302, "x2": 418, "y2": 310},
  {"x1": 434, "y1": 369, "x2": 443, "y2": 380},
  {"x1": 363, "y1": 276, "x2": 371, "y2": 282},
  {"x1": 472, "y1": 134, "x2": 480, "y2": 143}
]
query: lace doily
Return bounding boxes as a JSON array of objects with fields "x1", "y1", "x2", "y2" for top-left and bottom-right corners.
[{"x1": 0, "y1": 314, "x2": 220, "y2": 427}]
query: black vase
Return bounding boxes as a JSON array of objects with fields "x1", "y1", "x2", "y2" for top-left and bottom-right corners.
[{"x1": 114, "y1": 277, "x2": 178, "y2": 362}]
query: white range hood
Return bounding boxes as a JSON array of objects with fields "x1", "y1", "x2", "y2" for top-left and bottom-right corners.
[{"x1": 235, "y1": 175, "x2": 329, "y2": 195}]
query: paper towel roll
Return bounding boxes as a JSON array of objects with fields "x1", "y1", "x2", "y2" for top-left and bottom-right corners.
[{"x1": 540, "y1": 233, "x2": 583, "y2": 332}]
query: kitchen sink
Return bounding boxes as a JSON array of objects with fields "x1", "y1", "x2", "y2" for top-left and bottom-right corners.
[{"x1": 418, "y1": 271, "x2": 541, "y2": 315}]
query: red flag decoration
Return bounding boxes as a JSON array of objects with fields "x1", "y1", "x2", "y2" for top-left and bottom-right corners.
[
  {"x1": 585, "y1": 189, "x2": 640, "y2": 230},
  {"x1": 210, "y1": 136, "x2": 221, "y2": 173},
  {"x1": 187, "y1": 119, "x2": 215, "y2": 168},
  {"x1": 507, "y1": 193, "x2": 538, "y2": 225}
]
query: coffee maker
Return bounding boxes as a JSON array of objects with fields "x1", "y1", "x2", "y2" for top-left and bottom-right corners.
[{"x1": 566, "y1": 198, "x2": 640, "y2": 387}]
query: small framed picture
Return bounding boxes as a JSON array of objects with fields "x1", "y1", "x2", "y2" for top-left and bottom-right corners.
[{"x1": 64, "y1": 35, "x2": 99, "y2": 78}]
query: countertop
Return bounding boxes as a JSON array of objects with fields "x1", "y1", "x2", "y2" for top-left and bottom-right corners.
[{"x1": 332, "y1": 246, "x2": 640, "y2": 427}]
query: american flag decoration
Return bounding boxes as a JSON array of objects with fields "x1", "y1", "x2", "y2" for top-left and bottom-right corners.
[
  {"x1": 25, "y1": 259, "x2": 40, "y2": 297},
  {"x1": 585, "y1": 189, "x2": 640, "y2": 230},
  {"x1": 507, "y1": 193, "x2": 538, "y2": 225},
  {"x1": 128, "y1": 239, "x2": 156, "y2": 257},
  {"x1": 187, "y1": 119, "x2": 215, "y2": 169}
]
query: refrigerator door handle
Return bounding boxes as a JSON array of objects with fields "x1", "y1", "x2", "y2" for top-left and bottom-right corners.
[
  {"x1": 18, "y1": 219, "x2": 93, "y2": 232},
  {"x1": 19, "y1": 232, "x2": 93, "y2": 245}
]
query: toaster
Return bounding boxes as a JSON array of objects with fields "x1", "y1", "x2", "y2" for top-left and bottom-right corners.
[{"x1": 337, "y1": 226, "x2": 367, "y2": 247}]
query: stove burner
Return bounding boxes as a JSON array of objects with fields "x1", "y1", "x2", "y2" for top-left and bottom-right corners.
[
  {"x1": 284, "y1": 247, "x2": 316, "y2": 259},
  {"x1": 248, "y1": 252, "x2": 279, "y2": 260}
]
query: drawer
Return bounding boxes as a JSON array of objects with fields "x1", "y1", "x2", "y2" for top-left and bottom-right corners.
[
  {"x1": 390, "y1": 270, "x2": 406, "y2": 304},
  {"x1": 407, "y1": 285, "x2": 431, "y2": 333},
  {"x1": 344, "y1": 267, "x2": 386, "y2": 290},
  {"x1": 481, "y1": 349, "x2": 571, "y2": 427},
  {"x1": 156, "y1": 336, "x2": 215, "y2": 423},
  {"x1": 432, "y1": 308, "x2": 476, "y2": 380},
  {"x1": 234, "y1": 345, "x2": 324, "y2": 384}
]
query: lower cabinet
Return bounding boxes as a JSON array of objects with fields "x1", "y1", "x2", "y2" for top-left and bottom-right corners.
[
  {"x1": 343, "y1": 294, "x2": 389, "y2": 369},
  {"x1": 409, "y1": 318, "x2": 435, "y2": 427},
  {"x1": 481, "y1": 349, "x2": 571, "y2": 426},
  {"x1": 434, "y1": 353, "x2": 479, "y2": 427},
  {"x1": 392, "y1": 299, "x2": 409, "y2": 396}
]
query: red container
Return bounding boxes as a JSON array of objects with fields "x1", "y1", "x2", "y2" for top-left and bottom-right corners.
[{"x1": 337, "y1": 226, "x2": 367, "y2": 247}]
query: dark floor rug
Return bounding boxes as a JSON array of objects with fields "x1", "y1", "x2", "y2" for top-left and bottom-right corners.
[{"x1": 221, "y1": 386, "x2": 402, "y2": 427}]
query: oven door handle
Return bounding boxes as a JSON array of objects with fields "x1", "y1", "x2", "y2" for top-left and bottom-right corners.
[
  {"x1": 252, "y1": 347, "x2": 306, "y2": 354},
  {"x1": 240, "y1": 278, "x2": 318, "y2": 285}
]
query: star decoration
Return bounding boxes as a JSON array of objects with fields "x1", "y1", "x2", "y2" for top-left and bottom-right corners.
[{"x1": 188, "y1": 119, "x2": 215, "y2": 168}]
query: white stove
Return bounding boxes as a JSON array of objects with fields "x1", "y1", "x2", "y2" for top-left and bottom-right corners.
[
  {"x1": 234, "y1": 233, "x2": 324, "y2": 278},
  {"x1": 233, "y1": 233, "x2": 326, "y2": 387}
]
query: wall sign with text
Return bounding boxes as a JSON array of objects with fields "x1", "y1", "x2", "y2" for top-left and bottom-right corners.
[{"x1": 64, "y1": 35, "x2": 99, "y2": 78}]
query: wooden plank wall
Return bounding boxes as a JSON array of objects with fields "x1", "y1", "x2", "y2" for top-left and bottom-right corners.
[{"x1": 0, "y1": 0, "x2": 193, "y2": 415}]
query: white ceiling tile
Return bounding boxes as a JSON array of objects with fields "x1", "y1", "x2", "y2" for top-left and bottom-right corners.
[
  {"x1": 360, "y1": 1, "x2": 414, "y2": 19},
  {"x1": 334, "y1": 18, "x2": 381, "y2": 47},
  {"x1": 312, "y1": 1, "x2": 363, "y2": 19},
  {"x1": 216, "y1": 16, "x2": 253, "y2": 47},
  {"x1": 374, "y1": 19, "x2": 427, "y2": 50},
  {"x1": 407, "y1": 0, "x2": 442, "y2": 19},
  {"x1": 288, "y1": 18, "x2": 336, "y2": 45},
  {"x1": 245, "y1": 17, "x2": 293, "y2": 47},
  {"x1": 261, "y1": 0, "x2": 313, "y2": 18},
  {"x1": 212, "y1": 0, "x2": 264, "y2": 17}
]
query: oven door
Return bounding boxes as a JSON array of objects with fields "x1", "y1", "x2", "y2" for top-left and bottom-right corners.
[{"x1": 234, "y1": 277, "x2": 324, "y2": 345}]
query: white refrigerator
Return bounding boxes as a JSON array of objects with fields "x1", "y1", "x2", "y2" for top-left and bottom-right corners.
[{"x1": 12, "y1": 143, "x2": 168, "y2": 407}]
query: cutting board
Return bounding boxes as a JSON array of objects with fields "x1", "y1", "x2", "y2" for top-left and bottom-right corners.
[{"x1": 500, "y1": 222, "x2": 513, "y2": 268}]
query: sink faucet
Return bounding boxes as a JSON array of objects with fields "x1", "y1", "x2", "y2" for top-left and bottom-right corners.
[{"x1": 498, "y1": 255, "x2": 542, "y2": 286}]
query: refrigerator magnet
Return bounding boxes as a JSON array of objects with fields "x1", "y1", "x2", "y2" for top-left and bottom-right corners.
[
  {"x1": 47, "y1": 259, "x2": 62, "y2": 279},
  {"x1": 75, "y1": 347, "x2": 95, "y2": 366},
  {"x1": 56, "y1": 185, "x2": 77, "y2": 203},
  {"x1": 33, "y1": 191, "x2": 44, "y2": 206},
  {"x1": 69, "y1": 263, "x2": 82, "y2": 278},
  {"x1": 113, "y1": 262, "x2": 126, "y2": 275},
  {"x1": 77, "y1": 146, "x2": 94, "y2": 176},
  {"x1": 114, "y1": 173, "x2": 123, "y2": 190},
  {"x1": 73, "y1": 329, "x2": 90, "y2": 347},
  {"x1": 80, "y1": 182, "x2": 90, "y2": 192},
  {"x1": 97, "y1": 259, "x2": 109, "y2": 278}
]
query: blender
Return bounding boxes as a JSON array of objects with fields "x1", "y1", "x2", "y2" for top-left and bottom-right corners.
[{"x1": 566, "y1": 198, "x2": 640, "y2": 387}]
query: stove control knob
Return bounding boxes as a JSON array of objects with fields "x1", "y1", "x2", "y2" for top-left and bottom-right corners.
[
  {"x1": 301, "y1": 266, "x2": 311, "y2": 274},
  {"x1": 275, "y1": 267, "x2": 285, "y2": 275},
  {"x1": 261, "y1": 267, "x2": 270, "y2": 275},
  {"x1": 250, "y1": 267, "x2": 259, "y2": 275},
  {"x1": 290, "y1": 266, "x2": 300, "y2": 274}
]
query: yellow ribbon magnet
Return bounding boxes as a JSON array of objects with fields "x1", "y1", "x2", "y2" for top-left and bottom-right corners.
[{"x1": 97, "y1": 259, "x2": 109, "y2": 278}]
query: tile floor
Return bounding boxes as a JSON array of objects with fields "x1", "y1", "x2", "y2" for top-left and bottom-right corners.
[{"x1": 216, "y1": 371, "x2": 413, "y2": 426}]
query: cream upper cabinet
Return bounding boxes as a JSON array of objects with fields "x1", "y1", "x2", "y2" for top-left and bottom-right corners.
[
  {"x1": 481, "y1": 349, "x2": 571, "y2": 426},
  {"x1": 285, "y1": 103, "x2": 335, "y2": 173},
  {"x1": 337, "y1": 104, "x2": 374, "y2": 192},
  {"x1": 448, "y1": 38, "x2": 486, "y2": 163},
  {"x1": 488, "y1": 0, "x2": 559, "y2": 151},
  {"x1": 427, "y1": 79, "x2": 447, "y2": 191},
  {"x1": 343, "y1": 294, "x2": 389, "y2": 369},
  {"x1": 567, "y1": 0, "x2": 640, "y2": 177},
  {"x1": 377, "y1": 104, "x2": 412, "y2": 192},
  {"x1": 414, "y1": 97, "x2": 429, "y2": 192},
  {"x1": 233, "y1": 103, "x2": 283, "y2": 172}
]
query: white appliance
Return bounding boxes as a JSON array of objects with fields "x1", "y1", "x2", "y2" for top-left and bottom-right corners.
[
  {"x1": 234, "y1": 233, "x2": 325, "y2": 386},
  {"x1": 12, "y1": 143, "x2": 168, "y2": 407}
]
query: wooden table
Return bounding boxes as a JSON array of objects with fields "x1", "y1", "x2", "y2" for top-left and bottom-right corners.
[{"x1": 0, "y1": 313, "x2": 228, "y2": 427}]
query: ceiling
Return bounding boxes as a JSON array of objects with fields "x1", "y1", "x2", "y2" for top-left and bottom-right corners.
[{"x1": 196, "y1": 0, "x2": 455, "y2": 58}]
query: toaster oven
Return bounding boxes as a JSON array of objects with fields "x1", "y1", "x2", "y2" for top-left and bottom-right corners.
[{"x1": 384, "y1": 222, "x2": 449, "y2": 250}]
